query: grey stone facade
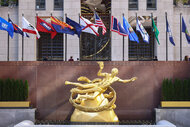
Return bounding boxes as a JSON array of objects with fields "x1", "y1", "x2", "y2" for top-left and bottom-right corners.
[
  {"x1": 0, "y1": 108, "x2": 36, "y2": 127},
  {"x1": 155, "y1": 108, "x2": 190, "y2": 127},
  {"x1": 0, "y1": 0, "x2": 190, "y2": 61}
]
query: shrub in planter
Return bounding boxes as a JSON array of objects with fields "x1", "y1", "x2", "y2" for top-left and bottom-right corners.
[
  {"x1": 161, "y1": 78, "x2": 190, "y2": 101},
  {"x1": 0, "y1": 78, "x2": 29, "y2": 101}
]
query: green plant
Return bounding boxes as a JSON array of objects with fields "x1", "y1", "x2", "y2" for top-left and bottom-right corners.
[
  {"x1": 0, "y1": 78, "x2": 29, "y2": 101},
  {"x1": 161, "y1": 78, "x2": 190, "y2": 101}
]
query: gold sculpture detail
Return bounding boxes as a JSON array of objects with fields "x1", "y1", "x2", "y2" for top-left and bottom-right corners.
[{"x1": 65, "y1": 62, "x2": 137, "y2": 122}]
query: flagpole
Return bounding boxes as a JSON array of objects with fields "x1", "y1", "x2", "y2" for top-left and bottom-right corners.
[
  {"x1": 79, "y1": 13, "x2": 81, "y2": 61},
  {"x1": 180, "y1": 13, "x2": 182, "y2": 61},
  {"x1": 165, "y1": 12, "x2": 168, "y2": 61},
  {"x1": 94, "y1": 10, "x2": 97, "y2": 61},
  {"x1": 7, "y1": 13, "x2": 10, "y2": 61},
  {"x1": 36, "y1": 13, "x2": 38, "y2": 61},
  {"x1": 110, "y1": 10, "x2": 112, "y2": 60},
  {"x1": 50, "y1": 13, "x2": 53, "y2": 61},
  {"x1": 136, "y1": 13, "x2": 139, "y2": 61},
  {"x1": 151, "y1": 13, "x2": 154, "y2": 61},
  {"x1": 122, "y1": 13, "x2": 125, "y2": 61},
  {"x1": 65, "y1": 13, "x2": 67, "y2": 61},
  {"x1": 22, "y1": 13, "x2": 24, "y2": 61},
  {"x1": 62, "y1": 16, "x2": 65, "y2": 61}
]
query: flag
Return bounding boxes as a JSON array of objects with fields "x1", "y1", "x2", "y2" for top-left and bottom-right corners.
[
  {"x1": 166, "y1": 18, "x2": 175, "y2": 46},
  {"x1": 136, "y1": 18, "x2": 149, "y2": 43},
  {"x1": 37, "y1": 16, "x2": 57, "y2": 39},
  {"x1": 118, "y1": 22, "x2": 128, "y2": 36},
  {"x1": 152, "y1": 17, "x2": 160, "y2": 45},
  {"x1": 111, "y1": 16, "x2": 128, "y2": 36},
  {"x1": 51, "y1": 16, "x2": 75, "y2": 35},
  {"x1": 123, "y1": 16, "x2": 139, "y2": 43},
  {"x1": 66, "y1": 17, "x2": 82, "y2": 38},
  {"x1": 22, "y1": 16, "x2": 40, "y2": 39},
  {"x1": 80, "y1": 16, "x2": 99, "y2": 36},
  {"x1": 8, "y1": 18, "x2": 29, "y2": 38},
  {"x1": 0, "y1": 17, "x2": 14, "y2": 38},
  {"x1": 111, "y1": 16, "x2": 119, "y2": 33},
  {"x1": 182, "y1": 16, "x2": 190, "y2": 44},
  {"x1": 95, "y1": 12, "x2": 106, "y2": 35}
]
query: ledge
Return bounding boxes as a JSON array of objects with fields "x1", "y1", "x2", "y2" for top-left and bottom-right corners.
[
  {"x1": 0, "y1": 101, "x2": 30, "y2": 108},
  {"x1": 161, "y1": 101, "x2": 190, "y2": 108}
]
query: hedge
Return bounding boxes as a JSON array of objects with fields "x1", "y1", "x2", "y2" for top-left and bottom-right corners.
[
  {"x1": 162, "y1": 78, "x2": 190, "y2": 101},
  {"x1": 0, "y1": 78, "x2": 29, "y2": 101}
]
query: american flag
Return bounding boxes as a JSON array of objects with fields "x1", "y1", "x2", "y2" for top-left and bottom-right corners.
[{"x1": 95, "y1": 13, "x2": 107, "y2": 35}]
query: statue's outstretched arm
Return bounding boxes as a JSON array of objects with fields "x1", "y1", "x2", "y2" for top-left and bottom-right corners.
[
  {"x1": 118, "y1": 77, "x2": 137, "y2": 83},
  {"x1": 65, "y1": 81, "x2": 96, "y2": 88},
  {"x1": 92, "y1": 78, "x2": 102, "y2": 83}
]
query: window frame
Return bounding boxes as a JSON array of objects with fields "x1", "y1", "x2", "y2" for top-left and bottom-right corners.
[
  {"x1": 128, "y1": 26, "x2": 155, "y2": 61},
  {"x1": 0, "y1": 0, "x2": 18, "y2": 7},
  {"x1": 54, "y1": 0, "x2": 63, "y2": 10},
  {"x1": 36, "y1": 0, "x2": 46, "y2": 10},
  {"x1": 128, "y1": 0, "x2": 138, "y2": 10},
  {"x1": 147, "y1": 0, "x2": 157, "y2": 10}
]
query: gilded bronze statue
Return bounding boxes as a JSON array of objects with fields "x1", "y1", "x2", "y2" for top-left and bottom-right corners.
[{"x1": 65, "y1": 62, "x2": 137, "y2": 122}]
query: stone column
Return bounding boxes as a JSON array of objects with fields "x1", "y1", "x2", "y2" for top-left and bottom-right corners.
[
  {"x1": 64, "y1": 0, "x2": 81, "y2": 61},
  {"x1": 111, "y1": 0, "x2": 128, "y2": 61}
]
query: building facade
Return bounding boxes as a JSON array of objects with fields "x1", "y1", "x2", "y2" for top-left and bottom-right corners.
[{"x1": 0, "y1": 0, "x2": 190, "y2": 61}]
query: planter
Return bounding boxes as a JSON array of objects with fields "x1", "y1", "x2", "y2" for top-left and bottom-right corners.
[
  {"x1": 0, "y1": 101, "x2": 30, "y2": 107},
  {"x1": 161, "y1": 101, "x2": 190, "y2": 107}
]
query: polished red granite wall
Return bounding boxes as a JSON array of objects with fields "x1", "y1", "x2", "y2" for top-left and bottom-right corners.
[{"x1": 0, "y1": 61, "x2": 190, "y2": 121}]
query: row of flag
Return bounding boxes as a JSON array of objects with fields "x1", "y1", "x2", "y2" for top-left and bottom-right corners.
[
  {"x1": 0, "y1": 12, "x2": 106, "y2": 39},
  {"x1": 107, "y1": 15, "x2": 190, "y2": 46},
  {"x1": 0, "y1": 13, "x2": 190, "y2": 45}
]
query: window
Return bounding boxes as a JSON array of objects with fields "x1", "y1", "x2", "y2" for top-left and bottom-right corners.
[
  {"x1": 147, "y1": 0, "x2": 156, "y2": 10},
  {"x1": 129, "y1": 27, "x2": 154, "y2": 61},
  {"x1": 129, "y1": 0, "x2": 138, "y2": 10},
  {"x1": 54, "y1": 0, "x2": 63, "y2": 10},
  {"x1": 1, "y1": 0, "x2": 18, "y2": 6},
  {"x1": 38, "y1": 32, "x2": 64, "y2": 61},
  {"x1": 36, "y1": 0, "x2": 45, "y2": 10}
]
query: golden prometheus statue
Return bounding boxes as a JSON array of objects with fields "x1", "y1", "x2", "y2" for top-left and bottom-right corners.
[{"x1": 65, "y1": 62, "x2": 137, "y2": 122}]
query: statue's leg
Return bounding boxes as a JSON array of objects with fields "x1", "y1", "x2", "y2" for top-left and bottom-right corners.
[
  {"x1": 65, "y1": 81, "x2": 95, "y2": 88},
  {"x1": 77, "y1": 92, "x2": 100, "y2": 100},
  {"x1": 70, "y1": 86, "x2": 101, "y2": 94},
  {"x1": 92, "y1": 78, "x2": 102, "y2": 83}
]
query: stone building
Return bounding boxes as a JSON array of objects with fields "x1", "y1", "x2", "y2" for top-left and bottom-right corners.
[{"x1": 0, "y1": 0, "x2": 190, "y2": 61}]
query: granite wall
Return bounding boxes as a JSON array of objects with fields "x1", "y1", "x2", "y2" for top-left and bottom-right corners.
[{"x1": 0, "y1": 61, "x2": 190, "y2": 120}]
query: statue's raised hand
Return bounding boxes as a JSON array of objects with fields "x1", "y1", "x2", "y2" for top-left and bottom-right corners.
[{"x1": 97, "y1": 61, "x2": 104, "y2": 69}]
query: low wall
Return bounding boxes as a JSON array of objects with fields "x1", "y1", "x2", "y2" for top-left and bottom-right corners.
[
  {"x1": 0, "y1": 108, "x2": 35, "y2": 127},
  {"x1": 15, "y1": 125, "x2": 176, "y2": 127},
  {"x1": 155, "y1": 108, "x2": 190, "y2": 127},
  {"x1": 0, "y1": 61, "x2": 190, "y2": 121}
]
